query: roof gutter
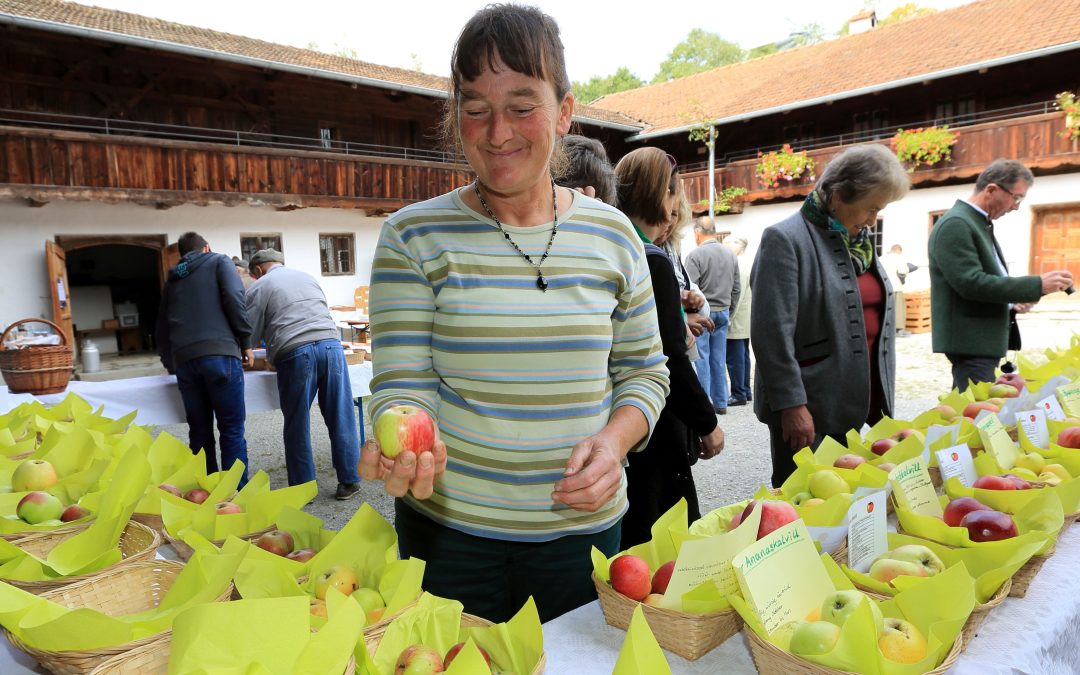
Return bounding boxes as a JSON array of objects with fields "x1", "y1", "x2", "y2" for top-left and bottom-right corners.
[
  {"x1": 0, "y1": 13, "x2": 639, "y2": 132},
  {"x1": 625, "y1": 40, "x2": 1080, "y2": 142}
]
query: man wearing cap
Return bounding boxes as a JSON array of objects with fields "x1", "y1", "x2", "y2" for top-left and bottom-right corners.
[{"x1": 246, "y1": 249, "x2": 361, "y2": 499}]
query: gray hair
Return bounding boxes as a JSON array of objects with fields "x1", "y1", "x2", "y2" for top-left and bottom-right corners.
[
  {"x1": 975, "y1": 159, "x2": 1034, "y2": 192},
  {"x1": 816, "y1": 144, "x2": 909, "y2": 205},
  {"x1": 726, "y1": 236, "x2": 748, "y2": 253},
  {"x1": 694, "y1": 216, "x2": 716, "y2": 235}
]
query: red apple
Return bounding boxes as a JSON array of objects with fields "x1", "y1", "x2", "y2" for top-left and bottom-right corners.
[
  {"x1": 834, "y1": 454, "x2": 867, "y2": 470},
  {"x1": 994, "y1": 373, "x2": 1026, "y2": 392},
  {"x1": 60, "y1": 504, "x2": 90, "y2": 522},
  {"x1": 960, "y1": 510, "x2": 1018, "y2": 542},
  {"x1": 609, "y1": 554, "x2": 651, "y2": 601},
  {"x1": 184, "y1": 488, "x2": 210, "y2": 504},
  {"x1": 11, "y1": 459, "x2": 59, "y2": 492},
  {"x1": 1002, "y1": 474, "x2": 1032, "y2": 490},
  {"x1": 896, "y1": 428, "x2": 920, "y2": 440},
  {"x1": 972, "y1": 475, "x2": 1016, "y2": 491},
  {"x1": 158, "y1": 483, "x2": 183, "y2": 498},
  {"x1": 870, "y1": 438, "x2": 898, "y2": 456},
  {"x1": 445, "y1": 641, "x2": 492, "y2": 670},
  {"x1": 963, "y1": 401, "x2": 1000, "y2": 419},
  {"x1": 314, "y1": 564, "x2": 359, "y2": 599},
  {"x1": 287, "y1": 548, "x2": 316, "y2": 562},
  {"x1": 395, "y1": 644, "x2": 443, "y2": 675},
  {"x1": 255, "y1": 530, "x2": 294, "y2": 556},
  {"x1": 16, "y1": 491, "x2": 64, "y2": 524},
  {"x1": 374, "y1": 405, "x2": 436, "y2": 459},
  {"x1": 943, "y1": 497, "x2": 992, "y2": 527},
  {"x1": 215, "y1": 501, "x2": 243, "y2": 515},
  {"x1": 1057, "y1": 426, "x2": 1080, "y2": 449},
  {"x1": 651, "y1": 560, "x2": 676, "y2": 595},
  {"x1": 739, "y1": 500, "x2": 799, "y2": 540}
]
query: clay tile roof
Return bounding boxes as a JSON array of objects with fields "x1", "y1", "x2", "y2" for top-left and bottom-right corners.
[
  {"x1": 591, "y1": 0, "x2": 1080, "y2": 138},
  {"x1": 0, "y1": 0, "x2": 641, "y2": 129}
]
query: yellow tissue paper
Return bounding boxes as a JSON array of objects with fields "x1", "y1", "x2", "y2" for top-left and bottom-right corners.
[{"x1": 612, "y1": 605, "x2": 672, "y2": 675}]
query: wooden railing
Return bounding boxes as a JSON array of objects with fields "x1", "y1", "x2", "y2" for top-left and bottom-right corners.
[
  {"x1": 681, "y1": 112, "x2": 1080, "y2": 207},
  {"x1": 0, "y1": 125, "x2": 474, "y2": 211}
]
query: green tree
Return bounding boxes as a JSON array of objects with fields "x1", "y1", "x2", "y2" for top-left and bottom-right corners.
[
  {"x1": 791, "y1": 22, "x2": 827, "y2": 47},
  {"x1": 879, "y1": 3, "x2": 936, "y2": 25},
  {"x1": 651, "y1": 29, "x2": 744, "y2": 84},
  {"x1": 572, "y1": 67, "x2": 645, "y2": 104}
]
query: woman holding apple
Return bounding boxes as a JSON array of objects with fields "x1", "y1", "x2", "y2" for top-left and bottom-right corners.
[
  {"x1": 751, "y1": 144, "x2": 909, "y2": 487},
  {"x1": 361, "y1": 5, "x2": 669, "y2": 624}
]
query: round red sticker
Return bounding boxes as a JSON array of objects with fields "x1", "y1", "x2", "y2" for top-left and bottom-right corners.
[
  {"x1": 867, "y1": 502, "x2": 875, "y2": 513},
  {"x1": 951, "y1": 452, "x2": 959, "y2": 461}
]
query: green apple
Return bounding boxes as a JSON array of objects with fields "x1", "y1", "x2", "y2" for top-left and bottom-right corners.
[
  {"x1": 11, "y1": 459, "x2": 58, "y2": 492},
  {"x1": 770, "y1": 620, "x2": 803, "y2": 652},
  {"x1": 789, "y1": 620, "x2": 841, "y2": 656},
  {"x1": 821, "y1": 589, "x2": 882, "y2": 628},
  {"x1": 808, "y1": 470, "x2": 849, "y2": 499},
  {"x1": 16, "y1": 491, "x2": 64, "y2": 524},
  {"x1": 1010, "y1": 467, "x2": 1040, "y2": 481},
  {"x1": 879, "y1": 617, "x2": 928, "y2": 663},
  {"x1": 1014, "y1": 452, "x2": 1046, "y2": 474},
  {"x1": 889, "y1": 544, "x2": 944, "y2": 577},
  {"x1": 352, "y1": 586, "x2": 385, "y2": 616},
  {"x1": 791, "y1": 492, "x2": 814, "y2": 506}
]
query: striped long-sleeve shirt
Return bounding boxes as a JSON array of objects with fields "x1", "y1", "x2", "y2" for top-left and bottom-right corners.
[{"x1": 368, "y1": 189, "x2": 670, "y2": 542}]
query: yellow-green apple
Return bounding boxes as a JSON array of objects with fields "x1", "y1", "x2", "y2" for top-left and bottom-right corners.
[
  {"x1": 16, "y1": 491, "x2": 64, "y2": 524},
  {"x1": 994, "y1": 373, "x2": 1025, "y2": 392},
  {"x1": 821, "y1": 589, "x2": 883, "y2": 627},
  {"x1": 11, "y1": 459, "x2": 58, "y2": 492},
  {"x1": 834, "y1": 454, "x2": 867, "y2": 470},
  {"x1": 876, "y1": 463, "x2": 896, "y2": 473},
  {"x1": 1002, "y1": 474, "x2": 1032, "y2": 490},
  {"x1": 395, "y1": 644, "x2": 443, "y2": 675},
  {"x1": 1041, "y1": 464, "x2": 1071, "y2": 481},
  {"x1": 59, "y1": 504, "x2": 90, "y2": 522},
  {"x1": 651, "y1": 560, "x2": 675, "y2": 594},
  {"x1": 609, "y1": 554, "x2": 651, "y2": 601},
  {"x1": 963, "y1": 401, "x2": 1000, "y2": 418},
  {"x1": 791, "y1": 492, "x2": 814, "y2": 506},
  {"x1": 1038, "y1": 472, "x2": 1063, "y2": 486},
  {"x1": 352, "y1": 587, "x2": 385, "y2": 617},
  {"x1": 771, "y1": 620, "x2": 802, "y2": 652},
  {"x1": 1056, "y1": 427, "x2": 1080, "y2": 449},
  {"x1": 374, "y1": 405, "x2": 436, "y2": 459},
  {"x1": 215, "y1": 501, "x2": 243, "y2": 515},
  {"x1": 1010, "y1": 467, "x2": 1040, "y2": 481},
  {"x1": 870, "y1": 438, "x2": 898, "y2": 456},
  {"x1": 803, "y1": 498, "x2": 826, "y2": 507},
  {"x1": 184, "y1": 488, "x2": 210, "y2": 504},
  {"x1": 789, "y1": 620, "x2": 841, "y2": 656},
  {"x1": 943, "y1": 497, "x2": 992, "y2": 527},
  {"x1": 988, "y1": 383, "x2": 1019, "y2": 399},
  {"x1": 445, "y1": 642, "x2": 492, "y2": 670},
  {"x1": 960, "y1": 510, "x2": 1017, "y2": 541},
  {"x1": 889, "y1": 545, "x2": 944, "y2": 576},
  {"x1": 869, "y1": 557, "x2": 927, "y2": 585},
  {"x1": 740, "y1": 500, "x2": 799, "y2": 540},
  {"x1": 287, "y1": 548, "x2": 316, "y2": 562},
  {"x1": 642, "y1": 593, "x2": 665, "y2": 607},
  {"x1": 255, "y1": 530, "x2": 294, "y2": 556},
  {"x1": 808, "y1": 470, "x2": 849, "y2": 499},
  {"x1": 158, "y1": 483, "x2": 183, "y2": 498},
  {"x1": 309, "y1": 597, "x2": 328, "y2": 618},
  {"x1": 879, "y1": 617, "x2": 927, "y2": 663},
  {"x1": 972, "y1": 475, "x2": 1016, "y2": 491},
  {"x1": 314, "y1": 564, "x2": 359, "y2": 599},
  {"x1": 1013, "y1": 452, "x2": 1046, "y2": 474}
]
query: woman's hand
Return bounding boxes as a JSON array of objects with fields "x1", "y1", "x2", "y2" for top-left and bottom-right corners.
[
  {"x1": 687, "y1": 313, "x2": 714, "y2": 336},
  {"x1": 681, "y1": 289, "x2": 706, "y2": 312},
  {"x1": 781, "y1": 405, "x2": 815, "y2": 451},
  {"x1": 698, "y1": 425, "x2": 725, "y2": 460},
  {"x1": 358, "y1": 438, "x2": 448, "y2": 500},
  {"x1": 552, "y1": 407, "x2": 647, "y2": 512}
]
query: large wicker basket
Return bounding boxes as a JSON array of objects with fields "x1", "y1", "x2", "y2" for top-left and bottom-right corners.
[
  {"x1": 86, "y1": 638, "x2": 356, "y2": 675},
  {"x1": 5, "y1": 559, "x2": 233, "y2": 675},
  {"x1": 745, "y1": 626, "x2": 961, "y2": 674},
  {"x1": 0, "y1": 318, "x2": 74, "y2": 394},
  {"x1": 4, "y1": 520, "x2": 160, "y2": 594},
  {"x1": 593, "y1": 572, "x2": 742, "y2": 661}
]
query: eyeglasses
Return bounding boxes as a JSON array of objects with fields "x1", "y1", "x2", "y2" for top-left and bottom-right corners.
[{"x1": 994, "y1": 183, "x2": 1024, "y2": 204}]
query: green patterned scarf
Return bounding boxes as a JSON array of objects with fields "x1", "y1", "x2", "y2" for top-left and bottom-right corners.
[{"x1": 801, "y1": 190, "x2": 875, "y2": 274}]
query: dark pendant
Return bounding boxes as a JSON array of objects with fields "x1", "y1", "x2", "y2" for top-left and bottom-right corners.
[{"x1": 536, "y1": 274, "x2": 548, "y2": 291}]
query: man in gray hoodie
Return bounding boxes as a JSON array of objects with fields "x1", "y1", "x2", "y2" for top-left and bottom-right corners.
[
  {"x1": 157, "y1": 232, "x2": 253, "y2": 483},
  {"x1": 246, "y1": 249, "x2": 361, "y2": 499}
]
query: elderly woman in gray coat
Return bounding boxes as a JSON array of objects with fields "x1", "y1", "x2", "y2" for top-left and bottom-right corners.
[{"x1": 750, "y1": 144, "x2": 910, "y2": 486}]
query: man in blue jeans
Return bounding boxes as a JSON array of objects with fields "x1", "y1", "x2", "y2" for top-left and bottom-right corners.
[
  {"x1": 685, "y1": 217, "x2": 741, "y2": 414},
  {"x1": 246, "y1": 249, "x2": 361, "y2": 499},
  {"x1": 156, "y1": 232, "x2": 253, "y2": 484}
]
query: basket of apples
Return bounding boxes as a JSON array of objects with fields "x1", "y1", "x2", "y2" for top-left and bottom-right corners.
[{"x1": 1, "y1": 456, "x2": 105, "y2": 539}]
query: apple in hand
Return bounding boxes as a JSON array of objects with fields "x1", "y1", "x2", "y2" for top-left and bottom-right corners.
[
  {"x1": 255, "y1": 530, "x2": 294, "y2": 556},
  {"x1": 445, "y1": 641, "x2": 492, "y2": 670},
  {"x1": 287, "y1": 548, "x2": 316, "y2": 562},
  {"x1": 215, "y1": 501, "x2": 242, "y2": 515},
  {"x1": 889, "y1": 545, "x2": 944, "y2": 576},
  {"x1": 834, "y1": 454, "x2": 867, "y2": 470},
  {"x1": 960, "y1": 510, "x2": 1018, "y2": 542},
  {"x1": 609, "y1": 554, "x2": 651, "y2": 601},
  {"x1": 943, "y1": 497, "x2": 992, "y2": 527},
  {"x1": 808, "y1": 470, "x2": 849, "y2": 499},
  {"x1": 395, "y1": 644, "x2": 443, "y2": 675},
  {"x1": 879, "y1": 617, "x2": 927, "y2": 663},
  {"x1": 16, "y1": 491, "x2": 64, "y2": 524},
  {"x1": 374, "y1": 405, "x2": 436, "y2": 459},
  {"x1": 11, "y1": 459, "x2": 58, "y2": 492},
  {"x1": 60, "y1": 504, "x2": 90, "y2": 522},
  {"x1": 158, "y1": 483, "x2": 183, "y2": 498},
  {"x1": 972, "y1": 475, "x2": 1016, "y2": 491},
  {"x1": 184, "y1": 488, "x2": 210, "y2": 504},
  {"x1": 314, "y1": 564, "x2": 359, "y2": 599},
  {"x1": 1057, "y1": 426, "x2": 1080, "y2": 449},
  {"x1": 821, "y1": 589, "x2": 882, "y2": 627},
  {"x1": 870, "y1": 438, "x2": 898, "y2": 456},
  {"x1": 789, "y1": 620, "x2": 841, "y2": 656},
  {"x1": 651, "y1": 560, "x2": 675, "y2": 595},
  {"x1": 994, "y1": 372, "x2": 1026, "y2": 392}
]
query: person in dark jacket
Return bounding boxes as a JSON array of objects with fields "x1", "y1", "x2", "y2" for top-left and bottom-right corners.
[
  {"x1": 157, "y1": 232, "x2": 253, "y2": 483},
  {"x1": 614, "y1": 147, "x2": 725, "y2": 548}
]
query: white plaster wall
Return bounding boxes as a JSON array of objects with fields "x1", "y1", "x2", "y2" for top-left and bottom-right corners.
[{"x1": 0, "y1": 198, "x2": 387, "y2": 331}]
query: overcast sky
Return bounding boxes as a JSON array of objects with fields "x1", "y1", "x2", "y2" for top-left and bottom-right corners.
[{"x1": 84, "y1": 0, "x2": 973, "y2": 83}]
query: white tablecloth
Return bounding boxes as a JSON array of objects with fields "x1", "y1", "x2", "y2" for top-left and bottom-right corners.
[{"x1": 0, "y1": 363, "x2": 372, "y2": 425}]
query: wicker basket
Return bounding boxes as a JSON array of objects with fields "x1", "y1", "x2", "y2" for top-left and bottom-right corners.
[
  {"x1": 592, "y1": 572, "x2": 741, "y2": 661},
  {"x1": 363, "y1": 612, "x2": 545, "y2": 674},
  {"x1": 86, "y1": 638, "x2": 356, "y2": 675},
  {"x1": 163, "y1": 525, "x2": 274, "y2": 561},
  {"x1": 4, "y1": 520, "x2": 160, "y2": 593},
  {"x1": 5, "y1": 559, "x2": 232, "y2": 675},
  {"x1": 130, "y1": 512, "x2": 165, "y2": 539},
  {"x1": 0, "y1": 318, "x2": 74, "y2": 394},
  {"x1": 2, "y1": 521, "x2": 90, "y2": 543},
  {"x1": 745, "y1": 626, "x2": 961, "y2": 674},
  {"x1": 829, "y1": 539, "x2": 848, "y2": 567},
  {"x1": 928, "y1": 465, "x2": 943, "y2": 488},
  {"x1": 961, "y1": 578, "x2": 1010, "y2": 644}
]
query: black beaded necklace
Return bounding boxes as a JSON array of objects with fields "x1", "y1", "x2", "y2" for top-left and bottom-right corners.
[{"x1": 473, "y1": 179, "x2": 558, "y2": 292}]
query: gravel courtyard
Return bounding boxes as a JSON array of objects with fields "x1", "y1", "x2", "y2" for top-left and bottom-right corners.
[{"x1": 156, "y1": 306, "x2": 1078, "y2": 531}]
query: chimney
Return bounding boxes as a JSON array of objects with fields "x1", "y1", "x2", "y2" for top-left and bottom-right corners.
[{"x1": 848, "y1": 10, "x2": 877, "y2": 34}]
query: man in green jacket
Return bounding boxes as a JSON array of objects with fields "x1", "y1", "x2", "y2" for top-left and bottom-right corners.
[{"x1": 928, "y1": 160, "x2": 1073, "y2": 391}]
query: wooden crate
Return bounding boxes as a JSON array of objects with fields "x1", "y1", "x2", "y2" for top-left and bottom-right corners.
[{"x1": 905, "y1": 290, "x2": 931, "y2": 333}]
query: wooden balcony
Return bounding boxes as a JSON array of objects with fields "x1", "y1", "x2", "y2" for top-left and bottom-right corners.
[
  {"x1": 0, "y1": 125, "x2": 474, "y2": 211},
  {"x1": 681, "y1": 112, "x2": 1080, "y2": 207}
]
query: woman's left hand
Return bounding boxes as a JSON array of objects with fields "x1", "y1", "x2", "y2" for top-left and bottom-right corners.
[{"x1": 551, "y1": 435, "x2": 625, "y2": 512}]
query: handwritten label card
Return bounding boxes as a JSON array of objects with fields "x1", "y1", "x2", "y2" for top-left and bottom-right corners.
[
  {"x1": 661, "y1": 507, "x2": 761, "y2": 611},
  {"x1": 975, "y1": 412, "x2": 1019, "y2": 469},
  {"x1": 1038, "y1": 395, "x2": 1067, "y2": 421},
  {"x1": 1058, "y1": 382, "x2": 1080, "y2": 417},
  {"x1": 889, "y1": 456, "x2": 944, "y2": 518},
  {"x1": 1016, "y1": 409, "x2": 1050, "y2": 449},
  {"x1": 935, "y1": 445, "x2": 978, "y2": 488},
  {"x1": 733, "y1": 520, "x2": 832, "y2": 635},
  {"x1": 846, "y1": 492, "x2": 888, "y2": 574}
]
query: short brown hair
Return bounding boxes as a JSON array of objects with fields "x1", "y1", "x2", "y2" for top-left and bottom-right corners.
[
  {"x1": 178, "y1": 232, "x2": 207, "y2": 255},
  {"x1": 558, "y1": 135, "x2": 616, "y2": 206},
  {"x1": 614, "y1": 147, "x2": 677, "y2": 227}
]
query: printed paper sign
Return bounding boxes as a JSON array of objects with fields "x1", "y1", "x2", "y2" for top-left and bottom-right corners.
[
  {"x1": 661, "y1": 507, "x2": 761, "y2": 610},
  {"x1": 889, "y1": 456, "x2": 944, "y2": 518},
  {"x1": 846, "y1": 492, "x2": 888, "y2": 574},
  {"x1": 935, "y1": 445, "x2": 978, "y2": 488},
  {"x1": 975, "y1": 412, "x2": 1019, "y2": 469},
  {"x1": 733, "y1": 520, "x2": 832, "y2": 635},
  {"x1": 1057, "y1": 382, "x2": 1080, "y2": 418},
  {"x1": 1039, "y1": 394, "x2": 1067, "y2": 421},
  {"x1": 1016, "y1": 409, "x2": 1050, "y2": 449},
  {"x1": 924, "y1": 424, "x2": 959, "y2": 448}
]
